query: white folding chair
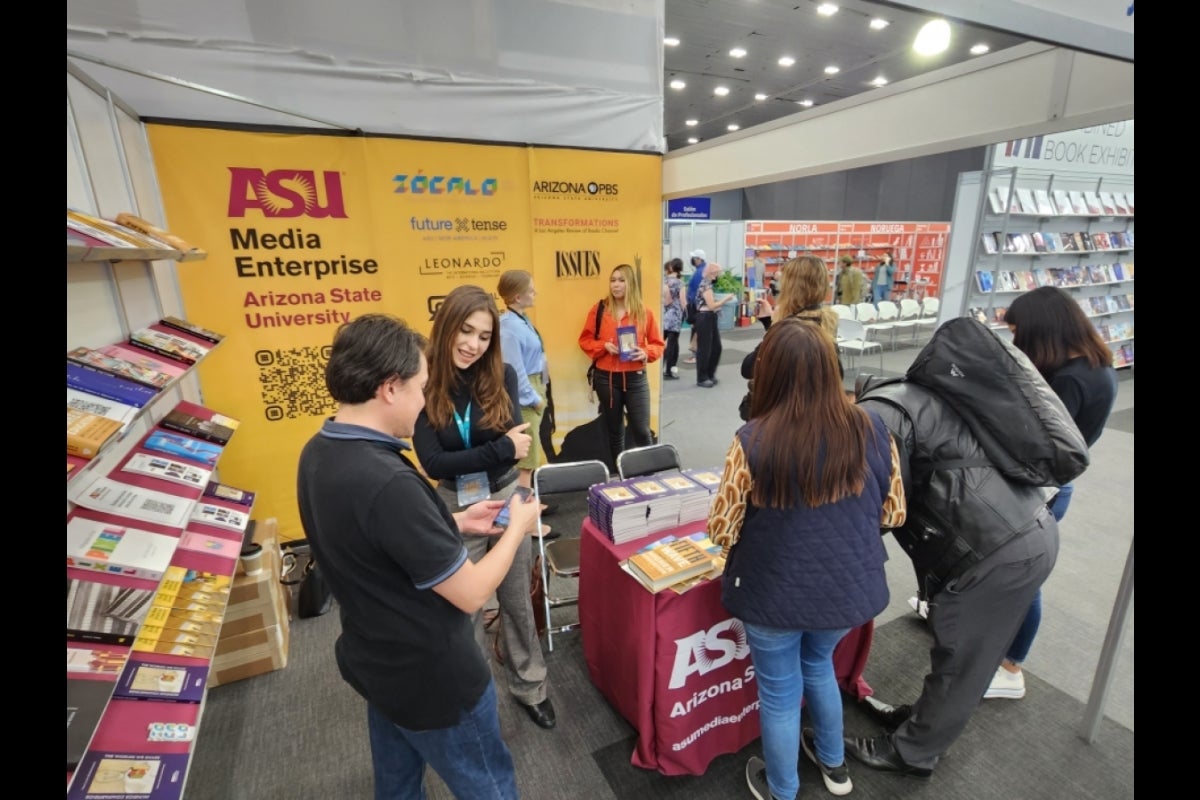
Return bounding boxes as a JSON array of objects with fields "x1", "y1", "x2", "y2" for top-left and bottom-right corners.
[
  {"x1": 836, "y1": 317, "x2": 884, "y2": 378},
  {"x1": 831, "y1": 303, "x2": 856, "y2": 321},
  {"x1": 533, "y1": 459, "x2": 610, "y2": 651},
  {"x1": 617, "y1": 443, "x2": 682, "y2": 480},
  {"x1": 915, "y1": 297, "x2": 940, "y2": 343},
  {"x1": 855, "y1": 302, "x2": 893, "y2": 347},
  {"x1": 890, "y1": 298, "x2": 923, "y2": 348}
]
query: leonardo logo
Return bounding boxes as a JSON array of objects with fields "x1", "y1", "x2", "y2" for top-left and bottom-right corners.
[
  {"x1": 531, "y1": 179, "x2": 619, "y2": 198},
  {"x1": 394, "y1": 172, "x2": 497, "y2": 195},
  {"x1": 420, "y1": 252, "x2": 506, "y2": 276},
  {"x1": 668, "y1": 618, "x2": 751, "y2": 689},
  {"x1": 228, "y1": 168, "x2": 347, "y2": 218}
]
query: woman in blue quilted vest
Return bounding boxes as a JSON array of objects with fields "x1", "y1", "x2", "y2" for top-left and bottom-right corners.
[{"x1": 709, "y1": 317, "x2": 906, "y2": 800}]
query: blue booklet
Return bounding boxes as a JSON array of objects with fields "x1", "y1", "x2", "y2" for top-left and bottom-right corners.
[
  {"x1": 67, "y1": 362, "x2": 158, "y2": 408},
  {"x1": 142, "y1": 430, "x2": 224, "y2": 468}
]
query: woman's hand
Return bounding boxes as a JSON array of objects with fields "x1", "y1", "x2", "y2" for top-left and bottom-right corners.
[
  {"x1": 604, "y1": 342, "x2": 619, "y2": 355},
  {"x1": 506, "y1": 422, "x2": 532, "y2": 459}
]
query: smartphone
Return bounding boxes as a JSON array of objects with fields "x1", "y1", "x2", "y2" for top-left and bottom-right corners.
[{"x1": 493, "y1": 486, "x2": 534, "y2": 528}]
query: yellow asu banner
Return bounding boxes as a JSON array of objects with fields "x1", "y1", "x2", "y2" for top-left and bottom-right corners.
[{"x1": 147, "y1": 124, "x2": 661, "y2": 540}]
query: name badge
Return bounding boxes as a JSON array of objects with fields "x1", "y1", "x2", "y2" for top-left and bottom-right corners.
[{"x1": 456, "y1": 471, "x2": 491, "y2": 507}]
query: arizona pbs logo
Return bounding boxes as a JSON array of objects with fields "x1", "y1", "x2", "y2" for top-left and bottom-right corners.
[
  {"x1": 227, "y1": 168, "x2": 347, "y2": 218},
  {"x1": 532, "y1": 179, "x2": 619, "y2": 199}
]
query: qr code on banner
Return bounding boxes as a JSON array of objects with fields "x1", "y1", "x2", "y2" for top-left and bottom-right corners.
[{"x1": 256, "y1": 347, "x2": 337, "y2": 421}]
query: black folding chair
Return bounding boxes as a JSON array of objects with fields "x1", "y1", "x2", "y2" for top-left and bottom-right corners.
[{"x1": 616, "y1": 443, "x2": 683, "y2": 480}]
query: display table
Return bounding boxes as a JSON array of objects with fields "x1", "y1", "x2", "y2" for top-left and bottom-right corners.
[{"x1": 578, "y1": 518, "x2": 875, "y2": 777}]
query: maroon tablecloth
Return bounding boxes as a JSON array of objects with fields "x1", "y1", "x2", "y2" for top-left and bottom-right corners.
[{"x1": 578, "y1": 518, "x2": 874, "y2": 777}]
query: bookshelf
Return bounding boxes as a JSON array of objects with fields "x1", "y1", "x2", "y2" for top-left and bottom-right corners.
[
  {"x1": 942, "y1": 167, "x2": 1134, "y2": 368},
  {"x1": 742, "y1": 220, "x2": 951, "y2": 303}
]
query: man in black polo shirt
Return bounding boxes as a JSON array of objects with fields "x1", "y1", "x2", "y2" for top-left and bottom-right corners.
[{"x1": 296, "y1": 314, "x2": 540, "y2": 799}]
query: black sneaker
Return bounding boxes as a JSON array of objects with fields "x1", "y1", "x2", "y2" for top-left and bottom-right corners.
[
  {"x1": 801, "y1": 728, "x2": 853, "y2": 796},
  {"x1": 745, "y1": 756, "x2": 778, "y2": 800}
]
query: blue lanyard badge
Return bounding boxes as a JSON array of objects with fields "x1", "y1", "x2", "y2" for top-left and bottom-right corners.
[{"x1": 452, "y1": 402, "x2": 492, "y2": 507}]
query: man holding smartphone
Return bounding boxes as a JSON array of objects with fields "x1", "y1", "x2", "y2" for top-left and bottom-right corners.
[{"x1": 296, "y1": 314, "x2": 541, "y2": 800}]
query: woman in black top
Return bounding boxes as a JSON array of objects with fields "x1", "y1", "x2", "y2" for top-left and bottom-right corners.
[
  {"x1": 985, "y1": 286, "x2": 1118, "y2": 700},
  {"x1": 412, "y1": 285, "x2": 558, "y2": 729}
]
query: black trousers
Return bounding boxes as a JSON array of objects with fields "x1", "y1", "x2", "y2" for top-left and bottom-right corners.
[
  {"x1": 663, "y1": 330, "x2": 681, "y2": 371},
  {"x1": 592, "y1": 369, "x2": 653, "y2": 467},
  {"x1": 693, "y1": 311, "x2": 722, "y2": 383}
]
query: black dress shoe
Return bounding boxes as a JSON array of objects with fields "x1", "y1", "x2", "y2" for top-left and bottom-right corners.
[
  {"x1": 844, "y1": 735, "x2": 932, "y2": 779},
  {"x1": 538, "y1": 502, "x2": 559, "y2": 518},
  {"x1": 861, "y1": 696, "x2": 913, "y2": 732},
  {"x1": 518, "y1": 697, "x2": 557, "y2": 729}
]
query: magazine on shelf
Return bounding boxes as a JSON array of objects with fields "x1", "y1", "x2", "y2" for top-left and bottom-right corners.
[
  {"x1": 986, "y1": 189, "x2": 1006, "y2": 215},
  {"x1": 67, "y1": 347, "x2": 174, "y2": 390},
  {"x1": 112, "y1": 659, "x2": 209, "y2": 703},
  {"x1": 121, "y1": 452, "x2": 213, "y2": 490},
  {"x1": 1042, "y1": 232, "x2": 1060, "y2": 252},
  {"x1": 1068, "y1": 191, "x2": 1090, "y2": 215},
  {"x1": 188, "y1": 502, "x2": 251, "y2": 534},
  {"x1": 67, "y1": 515, "x2": 180, "y2": 582},
  {"x1": 67, "y1": 642, "x2": 130, "y2": 676},
  {"x1": 68, "y1": 406, "x2": 125, "y2": 460},
  {"x1": 1121, "y1": 192, "x2": 1134, "y2": 214},
  {"x1": 128, "y1": 326, "x2": 211, "y2": 366},
  {"x1": 157, "y1": 316, "x2": 225, "y2": 345},
  {"x1": 158, "y1": 407, "x2": 239, "y2": 446},
  {"x1": 1029, "y1": 232, "x2": 1047, "y2": 252},
  {"x1": 1052, "y1": 189, "x2": 1072, "y2": 215},
  {"x1": 1033, "y1": 189, "x2": 1057, "y2": 216},
  {"x1": 99, "y1": 344, "x2": 188, "y2": 379},
  {"x1": 996, "y1": 271, "x2": 1018, "y2": 292},
  {"x1": 1015, "y1": 188, "x2": 1039, "y2": 215},
  {"x1": 68, "y1": 388, "x2": 139, "y2": 430},
  {"x1": 975, "y1": 270, "x2": 994, "y2": 294},
  {"x1": 67, "y1": 677, "x2": 117, "y2": 771},
  {"x1": 67, "y1": 751, "x2": 189, "y2": 800},
  {"x1": 1098, "y1": 191, "x2": 1118, "y2": 216},
  {"x1": 142, "y1": 430, "x2": 224, "y2": 468},
  {"x1": 1082, "y1": 191, "x2": 1104, "y2": 215},
  {"x1": 67, "y1": 575, "x2": 156, "y2": 645},
  {"x1": 980, "y1": 233, "x2": 998, "y2": 254},
  {"x1": 73, "y1": 475, "x2": 195, "y2": 528},
  {"x1": 68, "y1": 362, "x2": 159, "y2": 408}
]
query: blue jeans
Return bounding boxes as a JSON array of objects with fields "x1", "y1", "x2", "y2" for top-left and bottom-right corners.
[
  {"x1": 744, "y1": 622, "x2": 850, "y2": 800},
  {"x1": 1005, "y1": 483, "x2": 1074, "y2": 663},
  {"x1": 872, "y1": 285, "x2": 890, "y2": 304},
  {"x1": 366, "y1": 680, "x2": 518, "y2": 800}
]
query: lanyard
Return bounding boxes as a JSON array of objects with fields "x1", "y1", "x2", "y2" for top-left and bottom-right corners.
[
  {"x1": 452, "y1": 402, "x2": 472, "y2": 448},
  {"x1": 512, "y1": 310, "x2": 542, "y2": 347}
]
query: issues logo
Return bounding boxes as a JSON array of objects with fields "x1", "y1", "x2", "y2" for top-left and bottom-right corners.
[{"x1": 228, "y1": 168, "x2": 347, "y2": 218}]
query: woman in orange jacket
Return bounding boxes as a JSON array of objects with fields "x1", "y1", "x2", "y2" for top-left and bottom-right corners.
[{"x1": 578, "y1": 263, "x2": 665, "y2": 468}]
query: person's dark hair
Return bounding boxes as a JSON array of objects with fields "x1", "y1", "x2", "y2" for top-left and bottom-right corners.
[
  {"x1": 746, "y1": 317, "x2": 875, "y2": 508},
  {"x1": 324, "y1": 314, "x2": 426, "y2": 404},
  {"x1": 666, "y1": 258, "x2": 684, "y2": 276},
  {"x1": 424, "y1": 285, "x2": 512, "y2": 432},
  {"x1": 1004, "y1": 286, "x2": 1112, "y2": 377}
]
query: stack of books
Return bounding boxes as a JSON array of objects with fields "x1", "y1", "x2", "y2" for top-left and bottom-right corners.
[
  {"x1": 623, "y1": 533, "x2": 720, "y2": 594},
  {"x1": 589, "y1": 481, "x2": 651, "y2": 543}
]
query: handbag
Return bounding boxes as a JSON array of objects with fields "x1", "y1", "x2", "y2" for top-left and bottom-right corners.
[
  {"x1": 280, "y1": 539, "x2": 335, "y2": 619},
  {"x1": 738, "y1": 379, "x2": 754, "y2": 421}
]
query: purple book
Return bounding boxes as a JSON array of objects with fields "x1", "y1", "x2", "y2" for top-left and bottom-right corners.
[
  {"x1": 112, "y1": 658, "x2": 209, "y2": 703},
  {"x1": 68, "y1": 752, "x2": 189, "y2": 799}
]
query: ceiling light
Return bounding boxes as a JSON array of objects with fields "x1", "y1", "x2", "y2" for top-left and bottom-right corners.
[
  {"x1": 729, "y1": 47, "x2": 747, "y2": 58},
  {"x1": 669, "y1": 79, "x2": 686, "y2": 90},
  {"x1": 685, "y1": 119, "x2": 698, "y2": 126},
  {"x1": 796, "y1": 99, "x2": 814, "y2": 107},
  {"x1": 824, "y1": 65, "x2": 840, "y2": 75},
  {"x1": 970, "y1": 43, "x2": 990, "y2": 55},
  {"x1": 727, "y1": 124, "x2": 740, "y2": 131},
  {"x1": 870, "y1": 76, "x2": 888, "y2": 87},
  {"x1": 817, "y1": 3, "x2": 839, "y2": 16},
  {"x1": 754, "y1": 93, "x2": 768, "y2": 101},
  {"x1": 914, "y1": 19, "x2": 951, "y2": 56},
  {"x1": 664, "y1": 36, "x2": 680, "y2": 47},
  {"x1": 714, "y1": 86, "x2": 730, "y2": 96},
  {"x1": 869, "y1": 18, "x2": 890, "y2": 30},
  {"x1": 687, "y1": 137, "x2": 699, "y2": 144},
  {"x1": 778, "y1": 56, "x2": 795, "y2": 67}
]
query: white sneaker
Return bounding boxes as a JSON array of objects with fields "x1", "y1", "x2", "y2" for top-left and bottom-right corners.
[
  {"x1": 670, "y1": 366, "x2": 680, "y2": 377},
  {"x1": 984, "y1": 665, "x2": 1026, "y2": 700},
  {"x1": 907, "y1": 596, "x2": 929, "y2": 620}
]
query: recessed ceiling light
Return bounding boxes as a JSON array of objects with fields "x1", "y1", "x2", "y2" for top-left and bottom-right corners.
[
  {"x1": 824, "y1": 65, "x2": 840, "y2": 75},
  {"x1": 729, "y1": 47, "x2": 747, "y2": 58},
  {"x1": 914, "y1": 19, "x2": 952, "y2": 56},
  {"x1": 687, "y1": 137, "x2": 699, "y2": 144},
  {"x1": 664, "y1": 36, "x2": 680, "y2": 47},
  {"x1": 817, "y1": 3, "x2": 839, "y2": 16},
  {"x1": 870, "y1": 76, "x2": 888, "y2": 87},
  {"x1": 869, "y1": 18, "x2": 889, "y2": 30},
  {"x1": 669, "y1": 79, "x2": 686, "y2": 90},
  {"x1": 778, "y1": 56, "x2": 796, "y2": 67},
  {"x1": 727, "y1": 124, "x2": 740, "y2": 132},
  {"x1": 685, "y1": 118, "x2": 699, "y2": 126},
  {"x1": 754, "y1": 92, "x2": 768, "y2": 101},
  {"x1": 970, "y1": 43, "x2": 990, "y2": 55},
  {"x1": 714, "y1": 86, "x2": 730, "y2": 96},
  {"x1": 796, "y1": 99, "x2": 814, "y2": 107}
]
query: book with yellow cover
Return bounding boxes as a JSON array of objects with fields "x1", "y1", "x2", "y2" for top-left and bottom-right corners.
[
  {"x1": 67, "y1": 406, "x2": 124, "y2": 459},
  {"x1": 625, "y1": 537, "x2": 717, "y2": 593}
]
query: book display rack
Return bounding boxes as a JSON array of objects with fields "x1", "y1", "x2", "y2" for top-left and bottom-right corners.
[
  {"x1": 944, "y1": 168, "x2": 1134, "y2": 368},
  {"x1": 66, "y1": 223, "x2": 257, "y2": 798},
  {"x1": 742, "y1": 220, "x2": 951, "y2": 303}
]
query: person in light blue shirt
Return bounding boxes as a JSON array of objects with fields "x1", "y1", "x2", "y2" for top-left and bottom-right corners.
[{"x1": 498, "y1": 270, "x2": 549, "y2": 491}]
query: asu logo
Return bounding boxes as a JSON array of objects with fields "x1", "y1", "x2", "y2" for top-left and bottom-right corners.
[
  {"x1": 228, "y1": 168, "x2": 348, "y2": 218},
  {"x1": 668, "y1": 618, "x2": 751, "y2": 689}
]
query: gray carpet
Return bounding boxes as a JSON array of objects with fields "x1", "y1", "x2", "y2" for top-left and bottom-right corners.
[{"x1": 185, "y1": 484, "x2": 1134, "y2": 799}]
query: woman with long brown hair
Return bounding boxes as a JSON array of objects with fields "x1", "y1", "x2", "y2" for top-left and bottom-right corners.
[
  {"x1": 710, "y1": 317, "x2": 905, "y2": 800},
  {"x1": 412, "y1": 284, "x2": 558, "y2": 730},
  {"x1": 578, "y1": 263, "x2": 665, "y2": 467}
]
